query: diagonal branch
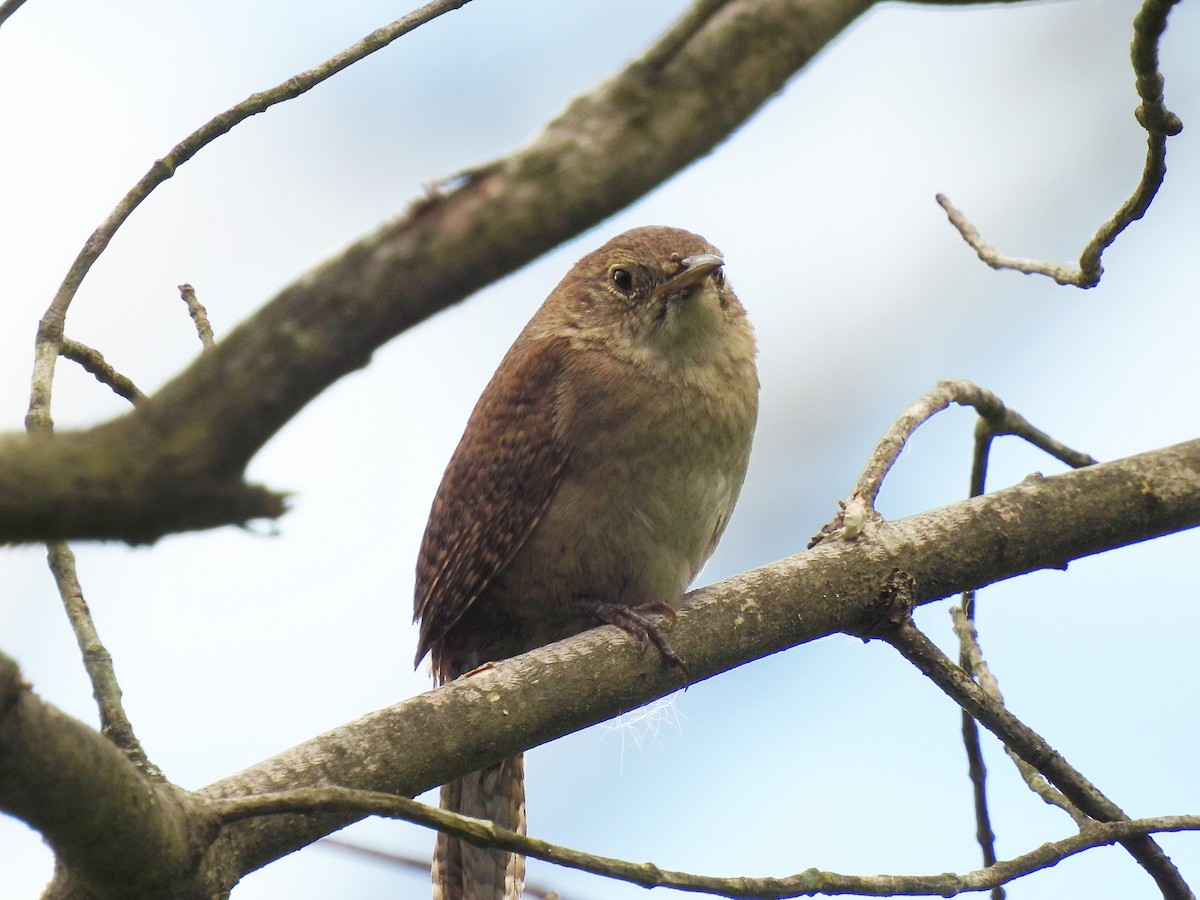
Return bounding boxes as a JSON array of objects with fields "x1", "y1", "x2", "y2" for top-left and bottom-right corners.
[
  {"x1": 198, "y1": 438, "x2": 1200, "y2": 883},
  {"x1": 879, "y1": 612, "x2": 1191, "y2": 898},
  {"x1": 44, "y1": 543, "x2": 161, "y2": 779},
  {"x1": 14, "y1": 437, "x2": 1199, "y2": 898},
  {"x1": 0, "y1": 654, "x2": 199, "y2": 899},
  {"x1": 58, "y1": 339, "x2": 145, "y2": 405},
  {"x1": 0, "y1": 0, "x2": 875, "y2": 545},
  {"x1": 952, "y1": 606, "x2": 1087, "y2": 825},
  {"x1": 9, "y1": 434, "x2": 1200, "y2": 897}
]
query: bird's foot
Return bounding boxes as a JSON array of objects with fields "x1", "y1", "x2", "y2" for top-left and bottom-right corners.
[{"x1": 574, "y1": 598, "x2": 689, "y2": 684}]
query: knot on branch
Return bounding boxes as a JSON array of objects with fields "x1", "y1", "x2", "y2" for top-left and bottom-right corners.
[
  {"x1": 856, "y1": 569, "x2": 919, "y2": 641},
  {"x1": 1135, "y1": 99, "x2": 1184, "y2": 137}
]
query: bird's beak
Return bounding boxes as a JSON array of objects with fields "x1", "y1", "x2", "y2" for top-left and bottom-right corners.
[{"x1": 667, "y1": 253, "x2": 724, "y2": 292}]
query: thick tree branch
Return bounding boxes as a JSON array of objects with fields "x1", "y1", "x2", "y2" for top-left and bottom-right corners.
[
  {"x1": 195, "y1": 436, "x2": 1200, "y2": 877},
  {"x1": 0, "y1": 655, "x2": 202, "y2": 899},
  {"x1": 13, "y1": 438, "x2": 1194, "y2": 897},
  {"x1": 0, "y1": 0, "x2": 877, "y2": 545}
]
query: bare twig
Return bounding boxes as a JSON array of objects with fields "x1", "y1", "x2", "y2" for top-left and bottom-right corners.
[
  {"x1": 952, "y1": 606, "x2": 1088, "y2": 826},
  {"x1": 937, "y1": 0, "x2": 1183, "y2": 287},
  {"x1": 190, "y1": 439, "x2": 1200, "y2": 887},
  {"x1": 957, "y1": 424, "x2": 1002, "y2": 890},
  {"x1": 935, "y1": 194, "x2": 1083, "y2": 284},
  {"x1": 4, "y1": 0, "x2": 879, "y2": 545},
  {"x1": 955, "y1": 616, "x2": 1003, "y2": 898},
  {"x1": 59, "y1": 338, "x2": 146, "y2": 405},
  {"x1": 24, "y1": 0, "x2": 474, "y2": 435},
  {"x1": 42, "y1": 338, "x2": 148, "y2": 777},
  {"x1": 211, "y1": 786, "x2": 1200, "y2": 898},
  {"x1": 856, "y1": 379, "x2": 1095, "y2": 508},
  {"x1": 178, "y1": 283, "x2": 215, "y2": 348},
  {"x1": 11, "y1": 441, "x2": 1198, "y2": 897},
  {"x1": 953, "y1": 406, "x2": 1097, "y2": 871},
  {"x1": 318, "y1": 837, "x2": 440, "y2": 880},
  {"x1": 873, "y1": 598, "x2": 1193, "y2": 900},
  {"x1": 45, "y1": 543, "x2": 161, "y2": 778},
  {"x1": 319, "y1": 837, "x2": 565, "y2": 899}
]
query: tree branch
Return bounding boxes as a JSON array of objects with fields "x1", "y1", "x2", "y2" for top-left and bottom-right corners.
[
  {"x1": 851, "y1": 378, "x2": 1096, "y2": 510},
  {"x1": 22, "y1": 0, "x2": 476, "y2": 438},
  {"x1": 951, "y1": 606, "x2": 1087, "y2": 826},
  {"x1": 58, "y1": 340, "x2": 145, "y2": 405},
  {"x1": 936, "y1": 0, "x2": 1184, "y2": 287},
  {"x1": 878, "y1": 607, "x2": 1190, "y2": 898},
  {"x1": 215, "y1": 787, "x2": 1200, "y2": 898},
  {"x1": 177, "y1": 284, "x2": 215, "y2": 349},
  {"x1": 202, "y1": 787, "x2": 1200, "y2": 897},
  {"x1": 44, "y1": 542, "x2": 160, "y2": 778},
  {"x1": 0, "y1": 0, "x2": 877, "y2": 545},
  {"x1": 11, "y1": 438, "x2": 1191, "y2": 897},
  {"x1": 0, "y1": 655, "x2": 201, "y2": 899},
  {"x1": 194, "y1": 436, "x2": 1200, "y2": 881}
]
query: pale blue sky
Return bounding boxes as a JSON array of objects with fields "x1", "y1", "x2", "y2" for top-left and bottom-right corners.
[{"x1": 2, "y1": 1, "x2": 1198, "y2": 897}]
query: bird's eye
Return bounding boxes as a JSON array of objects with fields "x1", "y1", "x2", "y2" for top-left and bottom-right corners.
[{"x1": 610, "y1": 267, "x2": 634, "y2": 293}]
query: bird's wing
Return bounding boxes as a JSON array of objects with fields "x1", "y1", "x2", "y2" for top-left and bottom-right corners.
[{"x1": 413, "y1": 335, "x2": 570, "y2": 668}]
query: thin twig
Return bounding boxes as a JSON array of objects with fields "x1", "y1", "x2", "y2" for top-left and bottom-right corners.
[
  {"x1": 318, "y1": 837, "x2": 564, "y2": 899},
  {"x1": 24, "y1": 0, "x2": 474, "y2": 434},
  {"x1": 1081, "y1": 0, "x2": 1183, "y2": 280},
  {"x1": 811, "y1": 379, "x2": 1097, "y2": 546},
  {"x1": 45, "y1": 543, "x2": 162, "y2": 779},
  {"x1": 937, "y1": 0, "x2": 1183, "y2": 288},
  {"x1": 958, "y1": 429, "x2": 1001, "y2": 895},
  {"x1": 955, "y1": 630, "x2": 1002, "y2": 899},
  {"x1": 873, "y1": 599, "x2": 1193, "y2": 900},
  {"x1": 211, "y1": 787, "x2": 1200, "y2": 898},
  {"x1": 952, "y1": 607, "x2": 1088, "y2": 827},
  {"x1": 954, "y1": 410, "x2": 1096, "y2": 870},
  {"x1": 178, "y1": 284, "x2": 215, "y2": 348},
  {"x1": 857, "y1": 379, "x2": 1094, "y2": 512},
  {"x1": 59, "y1": 338, "x2": 146, "y2": 405},
  {"x1": 936, "y1": 194, "x2": 1084, "y2": 285}
]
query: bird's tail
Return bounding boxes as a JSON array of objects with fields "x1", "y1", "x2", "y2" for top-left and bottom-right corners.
[{"x1": 432, "y1": 753, "x2": 526, "y2": 899}]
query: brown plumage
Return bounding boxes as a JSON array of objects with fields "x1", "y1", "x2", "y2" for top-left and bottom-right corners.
[{"x1": 414, "y1": 226, "x2": 759, "y2": 899}]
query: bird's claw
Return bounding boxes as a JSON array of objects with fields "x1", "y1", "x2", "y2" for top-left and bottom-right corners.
[{"x1": 574, "y1": 598, "x2": 690, "y2": 685}]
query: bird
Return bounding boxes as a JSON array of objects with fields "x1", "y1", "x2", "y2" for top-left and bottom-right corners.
[{"x1": 413, "y1": 225, "x2": 759, "y2": 899}]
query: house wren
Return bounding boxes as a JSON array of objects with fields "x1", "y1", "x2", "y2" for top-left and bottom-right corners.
[{"x1": 413, "y1": 225, "x2": 759, "y2": 900}]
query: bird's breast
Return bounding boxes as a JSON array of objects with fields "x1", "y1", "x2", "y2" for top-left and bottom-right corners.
[{"x1": 483, "y1": 344, "x2": 757, "y2": 648}]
